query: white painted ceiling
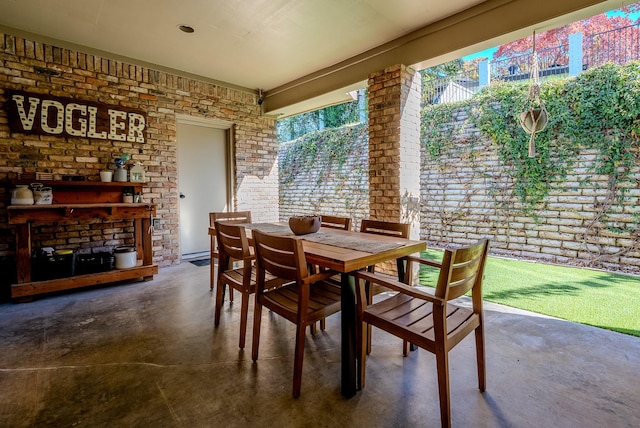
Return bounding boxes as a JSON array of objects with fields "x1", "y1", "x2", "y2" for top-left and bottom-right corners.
[
  {"x1": 0, "y1": 0, "x2": 487, "y2": 90},
  {"x1": 0, "y1": 0, "x2": 619, "y2": 115}
]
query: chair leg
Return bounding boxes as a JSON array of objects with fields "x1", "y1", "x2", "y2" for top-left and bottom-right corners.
[
  {"x1": 366, "y1": 291, "x2": 373, "y2": 355},
  {"x1": 402, "y1": 339, "x2": 419, "y2": 356},
  {"x1": 228, "y1": 260, "x2": 236, "y2": 302},
  {"x1": 435, "y1": 347, "x2": 452, "y2": 428},
  {"x1": 210, "y1": 257, "x2": 215, "y2": 290},
  {"x1": 251, "y1": 300, "x2": 264, "y2": 362},
  {"x1": 357, "y1": 320, "x2": 367, "y2": 389},
  {"x1": 292, "y1": 323, "x2": 307, "y2": 398},
  {"x1": 309, "y1": 318, "x2": 326, "y2": 334},
  {"x1": 214, "y1": 280, "x2": 225, "y2": 326},
  {"x1": 475, "y1": 323, "x2": 486, "y2": 391},
  {"x1": 210, "y1": 237, "x2": 216, "y2": 290},
  {"x1": 239, "y1": 291, "x2": 250, "y2": 349}
]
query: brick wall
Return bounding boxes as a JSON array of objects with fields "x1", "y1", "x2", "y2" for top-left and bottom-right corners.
[
  {"x1": 368, "y1": 65, "x2": 402, "y2": 222},
  {"x1": 0, "y1": 33, "x2": 278, "y2": 272},
  {"x1": 367, "y1": 64, "x2": 421, "y2": 240}
]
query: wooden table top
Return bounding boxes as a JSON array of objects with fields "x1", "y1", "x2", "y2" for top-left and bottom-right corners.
[{"x1": 209, "y1": 222, "x2": 425, "y2": 273}]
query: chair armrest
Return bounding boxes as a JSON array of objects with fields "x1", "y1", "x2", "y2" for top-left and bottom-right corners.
[
  {"x1": 307, "y1": 270, "x2": 340, "y2": 284},
  {"x1": 405, "y1": 253, "x2": 442, "y2": 269},
  {"x1": 355, "y1": 271, "x2": 445, "y2": 306},
  {"x1": 240, "y1": 253, "x2": 256, "y2": 263},
  {"x1": 264, "y1": 277, "x2": 296, "y2": 291}
]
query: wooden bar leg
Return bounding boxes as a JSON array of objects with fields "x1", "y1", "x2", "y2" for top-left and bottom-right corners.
[
  {"x1": 15, "y1": 223, "x2": 32, "y2": 284},
  {"x1": 141, "y1": 217, "x2": 153, "y2": 266},
  {"x1": 135, "y1": 218, "x2": 143, "y2": 260},
  {"x1": 140, "y1": 217, "x2": 154, "y2": 280}
]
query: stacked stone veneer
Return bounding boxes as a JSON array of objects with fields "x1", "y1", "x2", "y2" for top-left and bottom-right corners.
[
  {"x1": 0, "y1": 33, "x2": 278, "y2": 272},
  {"x1": 421, "y1": 107, "x2": 640, "y2": 274},
  {"x1": 279, "y1": 109, "x2": 640, "y2": 275},
  {"x1": 278, "y1": 124, "x2": 369, "y2": 227}
]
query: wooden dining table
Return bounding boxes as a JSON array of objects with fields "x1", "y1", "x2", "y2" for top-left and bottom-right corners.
[{"x1": 208, "y1": 222, "x2": 426, "y2": 397}]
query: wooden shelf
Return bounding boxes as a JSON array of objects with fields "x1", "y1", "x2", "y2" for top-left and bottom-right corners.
[
  {"x1": 8, "y1": 203, "x2": 156, "y2": 224},
  {"x1": 12, "y1": 179, "x2": 145, "y2": 187},
  {"x1": 8, "y1": 180, "x2": 157, "y2": 300},
  {"x1": 9, "y1": 180, "x2": 146, "y2": 204},
  {"x1": 11, "y1": 264, "x2": 159, "y2": 299}
]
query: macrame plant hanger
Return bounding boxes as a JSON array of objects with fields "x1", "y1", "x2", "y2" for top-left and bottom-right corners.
[{"x1": 519, "y1": 30, "x2": 548, "y2": 157}]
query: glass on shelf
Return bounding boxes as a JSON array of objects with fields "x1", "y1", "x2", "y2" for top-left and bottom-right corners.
[{"x1": 130, "y1": 162, "x2": 145, "y2": 182}]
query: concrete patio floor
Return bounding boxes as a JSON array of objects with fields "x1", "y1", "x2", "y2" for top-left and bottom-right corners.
[{"x1": 0, "y1": 261, "x2": 638, "y2": 427}]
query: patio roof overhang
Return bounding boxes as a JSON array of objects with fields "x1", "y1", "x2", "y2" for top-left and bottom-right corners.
[{"x1": 264, "y1": 0, "x2": 624, "y2": 118}]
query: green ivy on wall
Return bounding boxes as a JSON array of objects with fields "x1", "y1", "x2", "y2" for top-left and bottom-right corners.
[
  {"x1": 422, "y1": 61, "x2": 640, "y2": 231},
  {"x1": 279, "y1": 123, "x2": 367, "y2": 187}
]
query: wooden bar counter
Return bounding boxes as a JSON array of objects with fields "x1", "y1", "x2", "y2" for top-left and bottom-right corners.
[{"x1": 7, "y1": 180, "x2": 158, "y2": 299}]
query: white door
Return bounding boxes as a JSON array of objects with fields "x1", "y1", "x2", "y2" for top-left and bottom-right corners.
[{"x1": 177, "y1": 120, "x2": 230, "y2": 258}]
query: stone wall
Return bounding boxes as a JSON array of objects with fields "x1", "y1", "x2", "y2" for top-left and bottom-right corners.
[
  {"x1": 0, "y1": 32, "x2": 278, "y2": 274},
  {"x1": 278, "y1": 110, "x2": 640, "y2": 275},
  {"x1": 421, "y1": 108, "x2": 640, "y2": 274},
  {"x1": 278, "y1": 124, "x2": 369, "y2": 228}
]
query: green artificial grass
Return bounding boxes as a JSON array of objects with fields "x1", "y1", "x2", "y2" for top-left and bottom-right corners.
[{"x1": 418, "y1": 250, "x2": 640, "y2": 337}]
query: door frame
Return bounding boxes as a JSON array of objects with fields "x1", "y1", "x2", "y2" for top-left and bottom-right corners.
[{"x1": 175, "y1": 114, "x2": 235, "y2": 256}]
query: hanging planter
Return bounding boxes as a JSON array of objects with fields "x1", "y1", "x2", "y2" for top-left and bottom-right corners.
[
  {"x1": 520, "y1": 100, "x2": 548, "y2": 158},
  {"x1": 519, "y1": 31, "x2": 548, "y2": 158},
  {"x1": 519, "y1": 106, "x2": 548, "y2": 134}
]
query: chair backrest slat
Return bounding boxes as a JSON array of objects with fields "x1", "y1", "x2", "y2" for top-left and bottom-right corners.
[
  {"x1": 436, "y1": 240, "x2": 489, "y2": 301},
  {"x1": 214, "y1": 221, "x2": 251, "y2": 261},
  {"x1": 253, "y1": 230, "x2": 307, "y2": 282},
  {"x1": 320, "y1": 215, "x2": 352, "y2": 231},
  {"x1": 209, "y1": 210, "x2": 252, "y2": 227},
  {"x1": 360, "y1": 219, "x2": 409, "y2": 238},
  {"x1": 209, "y1": 211, "x2": 252, "y2": 258}
]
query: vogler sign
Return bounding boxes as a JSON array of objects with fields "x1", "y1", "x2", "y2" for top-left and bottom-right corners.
[{"x1": 6, "y1": 90, "x2": 147, "y2": 143}]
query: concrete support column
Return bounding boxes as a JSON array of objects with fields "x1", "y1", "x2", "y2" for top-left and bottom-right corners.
[{"x1": 367, "y1": 64, "x2": 421, "y2": 239}]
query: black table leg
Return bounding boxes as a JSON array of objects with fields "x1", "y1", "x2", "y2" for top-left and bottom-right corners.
[{"x1": 341, "y1": 272, "x2": 358, "y2": 397}]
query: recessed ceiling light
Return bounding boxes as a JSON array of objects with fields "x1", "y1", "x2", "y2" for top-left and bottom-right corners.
[{"x1": 178, "y1": 25, "x2": 195, "y2": 34}]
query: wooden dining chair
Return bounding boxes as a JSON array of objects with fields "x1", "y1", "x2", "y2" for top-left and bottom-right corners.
[
  {"x1": 359, "y1": 219, "x2": 411, "y2": 354},
  {"x1": 320, "y1": 214, "x2": 352, "y2": 231},
  {"x1": 214, "y1": 221, "x2": 256, "y2": 349},
  {"x1": 209, "y1": 210, "x2": 252, "y2": 293},
  {"x1": 355, "y1": 239, "x2": 490, "y2": 428},
  {"x1": 251, "y1": 230, "x2": 342, "y2": 398},
  {"x1": 310, "y1": 214, "x2": 351, "y2": 332}
]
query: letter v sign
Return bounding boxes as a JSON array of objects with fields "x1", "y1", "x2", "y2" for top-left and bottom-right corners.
[{"x1": 11, "y1": 94, "x2": 40, "y2": 131}]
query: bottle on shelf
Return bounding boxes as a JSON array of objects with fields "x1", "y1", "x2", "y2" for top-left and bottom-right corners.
[
  {"x1": 113, "y1": 158, "x2": 127, "y2": 182},
  {"x1": 123, "y1": 187, "x2": 134, "y2": 203}
]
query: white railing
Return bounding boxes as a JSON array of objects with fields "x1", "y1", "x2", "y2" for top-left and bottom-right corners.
[{"x1": 423, "y1": 23, "x2": 640, "y2": 104}]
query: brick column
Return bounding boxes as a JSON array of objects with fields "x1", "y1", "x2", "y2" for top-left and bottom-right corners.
[{"x1": 368, "y1": 64, "x2": 421, "y2": 239}]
